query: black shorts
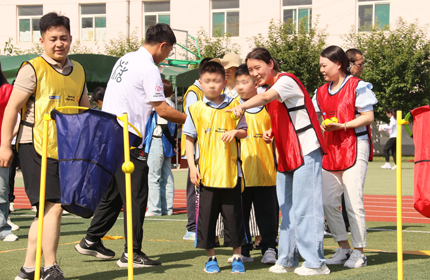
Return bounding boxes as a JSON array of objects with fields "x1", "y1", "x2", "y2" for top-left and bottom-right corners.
[
  {"x1": 196, "y1": 179, "x2": 246, "y2": 249},
  {"x1": 19, "y1": 143, "x2": 61, "y2": 206}
]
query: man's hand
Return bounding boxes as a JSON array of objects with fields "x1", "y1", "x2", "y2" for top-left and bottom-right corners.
[
  {"x1": 190, "y1": 166, "x2": 201, "y2": 187},
  {"x1": 0, "y1": 147, "x2": 13, "y2": 168}
]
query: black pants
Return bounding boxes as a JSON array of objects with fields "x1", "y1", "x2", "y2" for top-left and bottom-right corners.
[
  {"x1": 8, "y1": 145, "x2": 19, "y2": 202},
  {"x1": 384, "y1": 138, "x2": 397, "y2": 164},
  {"x1": 185, "y1": 168, "x2": 196, "y2": 232},
  {"x1": 241, "y1": 186, "x2": 279, "y2": 256},
  {"x1": 86, "y1": 149, "x2": 149, "y2": 253}
]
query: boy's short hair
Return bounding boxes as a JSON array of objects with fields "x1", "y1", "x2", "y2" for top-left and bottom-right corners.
[
  {"x1": 39, "y1": 12, "x2": 71, "y2": 36},
  {"x1": 90, "y1": 87, "x2": 105, "y2": 103},
  {"x1": 162, "y1": 79, "x2": 173, "y2": 98},
  {"x1": 346, "y1": 48, "x2": 363, "y2": 63},
  {"x1": 198, "y1": 57, "x2": 213, "y2": 73},
  {"x1": 199, "y1": 61, "x2": 225, "y2": 78},
  {"x1": 145, "y1": 23, "x2": 176, "y2": 46},
  {"x1": 235, "y1": 64, "x2": 252, "y2": 78}
]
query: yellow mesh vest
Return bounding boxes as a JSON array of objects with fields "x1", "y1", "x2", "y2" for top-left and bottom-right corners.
[
  {"x1": 241, "y1": 107, "x2": 277, "y2": 187},
  {"x1": 189, "y1": 99, "x2": 243, "y2": 189},
  {"x1": 180, "y1": 85, "x2": 204, "y2": 157},
  {"x1": 18, "y1": 57, "x2": 85, "y2": 159}
]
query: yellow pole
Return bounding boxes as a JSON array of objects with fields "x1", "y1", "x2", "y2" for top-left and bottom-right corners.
[
  {"x1": 396, "y1": 110, "x2": 405, "y2": 280},
  {"x1": 119, "y1": 113, "x2": 134, "y2": 280},
  {"x1": 35, "y1": 114, "x2": 51, "y2": 280}
]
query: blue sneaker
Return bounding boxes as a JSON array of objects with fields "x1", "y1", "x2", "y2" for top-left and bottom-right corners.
[
  {"x1": 183, "y1": 230, "x2": 196, "y2": 241},
  {"x1": 204, "y1": 257, "x2": 220, "y2": 274},
  {"x1": 232, "y1": 257, "x2": 246, "y2": 274}
]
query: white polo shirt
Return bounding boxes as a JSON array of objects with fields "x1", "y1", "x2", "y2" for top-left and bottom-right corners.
[{"x1": 102, "y1": 47, "x2": 166, "y2": 147}]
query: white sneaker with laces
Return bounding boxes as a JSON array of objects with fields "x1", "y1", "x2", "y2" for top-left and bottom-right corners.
[
  {"x1": 7, "y1": 217, "x2": 19, "y2": 231},
  {"x1": 344, "y1": 249, "x2": 367, "y2": 268},
  {"x1": 261, "y1": 248, "x2": 277, "y2": 264},
  {"x1": 326, "y1": 247, "x2": 351, "y2": 265},
  {"x1": 294, "y1": 264, "x2": 330, "y2": 275},
  {"x1": 227, "y1": 255, "x2": 254, "y2": 263},
  {"x1": 268, "y1": 263, "x2": 297, "y2": 273},
  {"x1": 391, "y1": 165, "x2": 397, "y2": 170},
  {"x1": 381, "y1": 163, "x2": 391, "y2": 169},
  {"x1": 2, "y1": 233, "x2": 18, "y2": 241}
]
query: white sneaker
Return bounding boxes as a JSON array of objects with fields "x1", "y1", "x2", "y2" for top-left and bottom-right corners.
[
  {"x1": 2, "y1": 233, "x2": 18, "y2": 241},
  {"x1": 227, "y1": 255, "x2": 254, "y2": 263},
  {"x1": 344, "y1": 249, "x2": 367, "y2": 268},
  {"x1": 326, "y1": 247, "x2": 351, "y2": 265},
  {"x1": 261, "y1": 248, "x2": 277, "y2": 264},
  {"x1": 268, "y1": 263, "x2": 297, "y2": 273},
  {"x1": 381, "y1": 163, "x2": 391, "y2": 169},
  {"x1": 294, "y1": 264, "x2": 330, "y2": 275},
  {"x1": 7, "y1": 217, "x2": 19, "y2": 231},
  {"x1": 9, "y1": 202, "x2": 14, "y2": 212},
  {"x1": 391, "y1": 165, "x2": 397, "y2": 170},
  {"x1": 31, "y1": 206, "x2": 37, "y2": 212}
]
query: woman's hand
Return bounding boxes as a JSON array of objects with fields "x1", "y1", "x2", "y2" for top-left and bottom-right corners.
[
  {"x1": 225, "y1": 104, "x2": 244, "y2": 119},
  {"x1": 321, "y1": 122, "x2": 344, "y2": 132}
]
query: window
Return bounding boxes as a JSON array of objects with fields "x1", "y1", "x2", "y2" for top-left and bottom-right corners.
[
  {"x1": 18, "y1": 5, "x2": 43, "y2": 43},
  {"x1": 211, "y1": 0, "x2": 239, "y2": 37},
  {"x1": 81, "y1": 4, "x2": 106, "y2": 42},
  {"x1": 358, "y1": 0, "x2": 390, "y2": 31},
  {"x1": 282, "y1": 0, "x2": 312, "y2": 33},
  {"x1": 143, "y1": 1, "x2": 170, "y2": 32}
]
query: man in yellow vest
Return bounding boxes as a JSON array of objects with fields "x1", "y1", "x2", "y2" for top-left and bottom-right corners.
[
  {"x1": 181, "y1": 57, "x2": 212, "y2": 241},
  {"x1": 0, "y1": 12, "x2": 90, "y2": 280}
]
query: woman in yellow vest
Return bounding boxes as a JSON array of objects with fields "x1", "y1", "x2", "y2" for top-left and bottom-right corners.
[{"x1": 0, "y1": 13, "x2": 90, "y2": 280}]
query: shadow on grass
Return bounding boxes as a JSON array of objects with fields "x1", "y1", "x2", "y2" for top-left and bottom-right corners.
[
  {"x1": 68, "y1": 264, "x2": 192, "y2": 279},
  {"x1": 152, "y1": 249, "x2": 209, "y2": 263},
  {"x1": 367, "y1": 225, "x2": 427, "y2": 231}
]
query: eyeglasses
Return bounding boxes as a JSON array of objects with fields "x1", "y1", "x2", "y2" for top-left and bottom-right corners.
[{"x1": 354, "y1": 62, "x2": 365, "y2": 68}]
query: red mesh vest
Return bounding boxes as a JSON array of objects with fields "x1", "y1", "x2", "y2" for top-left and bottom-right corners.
[
  {"x1": 316, "y1": 77, "x2": 373, "y2": 171},
  {"x1": 265, "y1": 73, "x2": 326, "y2": 172}
]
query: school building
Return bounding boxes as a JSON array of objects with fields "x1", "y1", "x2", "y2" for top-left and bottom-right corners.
[{"x1": 0, "y1": 0, "x2": 429, "y2": 57}]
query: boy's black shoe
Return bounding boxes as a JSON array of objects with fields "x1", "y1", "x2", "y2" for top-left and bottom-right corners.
[
  {"x1": 214, "y1": 241, "x2": 221, "y2": 247},
  {"x1": 15, "y1": 267, "x2": 43, "y2": 280},
  {"x1": 116, "y1": 252, "x2": 162, "y2": 268},
  {"x1": 41, "y1": 264, "x2": 65, "y2": 280},
  {"x1": 75, "y1": 238, "x2": 115, "y2": 259}
]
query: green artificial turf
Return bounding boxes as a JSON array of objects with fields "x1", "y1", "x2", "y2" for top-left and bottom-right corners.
[{"x1": 3, "y1": 160, "x2": 426, "y2": 279}]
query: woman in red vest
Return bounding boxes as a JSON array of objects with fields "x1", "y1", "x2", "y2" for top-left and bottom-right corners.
[
  {"x1": 313, "y1": 45, "x2": 377, "y2": 269},
  {"x1": 228, "y1": 48, "x2": 329, "y2": 275}
]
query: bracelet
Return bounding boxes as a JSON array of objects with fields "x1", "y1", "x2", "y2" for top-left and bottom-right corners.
[{"x1": 344, "y1": 123, "x2": 347, "y2": 131}]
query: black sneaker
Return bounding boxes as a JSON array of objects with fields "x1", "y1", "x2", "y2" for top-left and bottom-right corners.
[
  {"x1": 116, "y1": 252, "x2": 162, "y2": 268},
  {"x1": 41, "y1": 264, "x2": 65, "y2": 280},
  {"x1": 75, "y1": 238, "x2": 115, "y2": 259},
  {"x1": 15, "y1": 267, "x2": 43, "y2": 280}
]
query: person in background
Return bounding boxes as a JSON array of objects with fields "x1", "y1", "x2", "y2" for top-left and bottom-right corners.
[
  {"x1": 380, "y1": 108, "x2": 397, "y2": 170},
  {"x1": 90, "y1": 87, "x2": 105, "y2": 109},
  {"x1": 7, "y1": 116, "x2": 20, "y2": 230},
  {"x1": 218, "y1": 53, "x2": 241, "y2": 99},
  {"x1": 145, "y1": 79, "x2": 177, "y2": 216},
  {"x1": 313, "y1": 45, "x2": 377, "y2": 269},
  {"x1": 0, "y1": 60, "x2": 18, "y2": 242},
  {"x1": 346, "y1": 49, "x2": 364, "y2": 78}
]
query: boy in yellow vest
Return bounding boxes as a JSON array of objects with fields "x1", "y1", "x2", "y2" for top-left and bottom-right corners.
[
  {"x1": 183, "y1": 61, "x2": 248, "y2": 274},
  {"x1": 0, "y1": 12, "x2": 90, "y2": 280},
  {"x1": 230, "y1": 64, "x2": 279, "y2": 264},
  {"x1": 181, "y1": 57, "x2": 212, "y2": 241}
]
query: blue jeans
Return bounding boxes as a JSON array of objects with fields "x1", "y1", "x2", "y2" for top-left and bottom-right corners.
[
  {"x1": 276, "y1": 148, "x2": 326, "y2": 268},
  {"x1": 147, "y1": 138, "x2": 175, "y2": 215},
  {"x1": 0, "y1": 167, "x2": 12, "y2": 239}
]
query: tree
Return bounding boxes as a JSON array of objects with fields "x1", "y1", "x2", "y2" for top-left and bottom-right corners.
[
  {"x1": 104, "y1": 29, "x2": 144, "y2": 57},
  {"x1": 252, "y1": 17, "x2": 327, "y2": 95},
  {"x1": 344, "y1": 18, "x2": 430, "y2": 121},
  {"x1": 187, "y1": 28, "x2": 240, "y2": 62}
]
